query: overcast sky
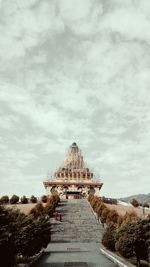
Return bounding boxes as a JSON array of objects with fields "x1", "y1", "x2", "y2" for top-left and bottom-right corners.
[{"x1": 0, "y1": 0, "x2": 150, "y2": 198}]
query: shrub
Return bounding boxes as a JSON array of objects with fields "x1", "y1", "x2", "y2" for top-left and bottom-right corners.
[
  {"x1": 30, "y1": 195, "x2": 37, "y2": 203},
  {"x1": 30, "y1": 203, "x2": 45, "y2": 218},
  {"x1": 123, "y1": 211, "x2": 138, "y2": 223},
  {"x1": 115, "y1": 220, "x2": 138, "y2": 259},
  {"x1": 41, "y1": 195, "x2": 48, "y2": 203},
  {"x1": 115, "y1": 218, "x2": 150, "y2": 266},
  {"x1": 15, "y1": 216, "x2": 51, "y2": 257},
  {"x1": 0, "y1": 206, "x2": 21, "y2": 266},
  {"x1": 90, "y1": 196, "x2": 100, "y2": 210},
  {"x1": 88, "y1": 193, "x2": 94, "y2": 202},
  {"x1": 117, "y1": 215, "x2": 124, "y2": 227},
  {"x1": 20, "y1": 195, "x2": 28, "y2": 204},
  {"x1": 97, "y1": 203, "x2": 106, "y2": 217},
  {"x1": 95, "y1": 200, "x2": 103, "y2": 213},
  {"x1": 10, "y1": 195, "x2": 19, "y2": 204},
  {"x1": 102, "y1": 223, "x2": 116, "y2": 251},
  {"x1": 101, "y1": 207, "x2": 110, "y2": 224},
  {"x1": 30, "y1": 193, "x2": 60, "y2": 219},
  {"x1": 44, "y1": 202, "x2": 55, "y2": 217},
  {"x1": 130, "y1": 198, "x2": 139, "y2": 207},
  {"x1": 106, "y1": 209, "x2": 119, "y2": 225},
  {"x1": 0, "y1": 203, "x2": 51, "y2": 263},
  {"x1": 143, "y1": 202, "x2": 149, "y2": 208},
  {"x1": 0, "y1": 228, "x2": 16, "y2": 267},
  {"x1": 44, "y1": 194, "x2": 59, "y2": 217},
  {"x1": 0, "y1": 195, "x2": 9, "y2": 204}
]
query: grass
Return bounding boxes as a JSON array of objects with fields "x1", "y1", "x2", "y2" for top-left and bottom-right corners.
[
  {"x1": 7, "y1": 203, "x2": 36, "y2": 214},
  {"x1": 105, "y1": 203, "x2": 150, "y2": 217}
]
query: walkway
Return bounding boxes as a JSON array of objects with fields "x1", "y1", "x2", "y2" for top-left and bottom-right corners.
[
  {"x1": 34, "y1": 199, "x2": 118, "y2": 267},
  {"x1": 51, "y1": 199, "x2": 103, "y2": 243}
]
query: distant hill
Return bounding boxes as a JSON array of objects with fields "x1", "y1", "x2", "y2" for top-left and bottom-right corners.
[{"x1": 120, "y1": 193, "x2": 150, "y2": 205}]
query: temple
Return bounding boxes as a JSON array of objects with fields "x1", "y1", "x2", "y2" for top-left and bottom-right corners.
[{"x1": 43, "y1": 142, "x2": 103, "y2": 199}]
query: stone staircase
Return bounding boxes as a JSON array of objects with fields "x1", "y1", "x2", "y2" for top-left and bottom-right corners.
[{"x1": 50, "y1": 199, "x2": 104, "y2": 243}]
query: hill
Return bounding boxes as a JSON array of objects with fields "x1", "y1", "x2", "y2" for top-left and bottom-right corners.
[{"x1": 120, "y1": 193, "x2": 150, "y2": 205}]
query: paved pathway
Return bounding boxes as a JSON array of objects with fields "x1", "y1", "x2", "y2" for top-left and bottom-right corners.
[
  {"x1": 51, "y1": 199, "x2": 103, "y2": 243},
  {"x1": 34, "y1": 199, "x2": 118, "y2": 267}
]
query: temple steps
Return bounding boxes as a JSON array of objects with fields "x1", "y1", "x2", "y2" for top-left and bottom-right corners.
[{"x1": 50, "y1": 199, "x2": 103, "y2": 243}]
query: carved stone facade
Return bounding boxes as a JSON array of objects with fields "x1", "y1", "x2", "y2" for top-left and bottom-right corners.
[{"x1": 43, "y1": 142, "x2": 103, "y2": 199}]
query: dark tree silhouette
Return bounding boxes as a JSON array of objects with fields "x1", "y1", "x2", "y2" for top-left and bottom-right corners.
[
  {"x1": 10, "y1": 194, "x2": 19, "y2": 204},
  {"x1": 0, "y1": 195, "x2": 9, "y2": 204},
  {"x1": 130, "y1": 198, "x2": 139, "y2": 207},
  {"x1": 30, "y1": 195, "x2": 37, "y2": 203},
  {"x1": 20, "y1": 195, "x2": 28, "y2": 204}
]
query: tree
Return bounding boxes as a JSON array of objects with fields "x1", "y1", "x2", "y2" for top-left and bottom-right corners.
[
  {"x1": 115, "y1": 218, "x2": 150, "y2": 266},
  {"x1": 10, "y1": 194, "x2": 19, "y2": 204},
  {"x1": 88, "y1": 193, "x2": 94, "y2": 202},
  {"x1": 44, "y1": 202, "x2": 55, "y2": 217},
  {"x1": 106, "y1": 210, "x2": 119, "y2": 225},
  {"x1": 0, "y1": 227, "x2": 16, "y2": 267},
  {"x1": 130, "y1": 198, "x2": 139, "y2": 207},
  {"x1": 30, "y1": 203, "x2": 45, "y2": 218},
  {"x1": 101, "y1": 207, "x2": 110, "y2": 224},
  {"x1": 143, "y1": 202, "x2": 149, "y2": 208},
  {"x1": 148, "y1": 245, "x2": 150, "y2": 264},
  {"x1": 44, "y1": 193, "x2": 60, "y2": 217},
  {"x1": 0, "y1": 203, "x2": 51, "y2": 263},
  {"x1": 41, "y1": 195, "x2": 48, "y2": 203},
  {"x1": 90, "y1": 196, "x2": 100, "y2": 211},
  {"x1": 0, "y1": 195, "x2": 9, "y2": 204},
  {"x1": 30, "y1": 195, "x2": 37, "y2": 203},
  {"x1": 102, "y1": 223, "x2": 116, "y2": 251},
  {"x1": 134, "y1": 218, "x2": 150, "y2": 264},
  {"x1": 20, "y1": 195, "x2": 28, "y2": 204},
  {"x1": 95, "y1": 199, "x2": 103, "y2": 213},
  {"x1": 97, "y1": 203, "x2": 106, "y2": 218},
  {"x1": 15, "y1": 216, "x2": 51, "y2": 257},
  {"x1": 0, "y1": 206, "x2": 16, "y2": 266},
  {"x1": 123, "y1": 211, "x2": 138, "y2": 222},
  {"x1": 117, "y1": 215, "x2": 124, "y2": 227},
  {"x1": 115, "y1": 220, "x2": 138, "y2": 261}
]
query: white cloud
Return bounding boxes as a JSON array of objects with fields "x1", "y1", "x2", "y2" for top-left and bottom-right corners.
[
  {"x1": 0, "y1": 0, "x2": 64, "y2": 60},
  {"x1": 100, "y1": 3, "x2": 150, "y2": 43},
  {"x1": 0, "y1": 0, "x2": 150, "y2": 198},
  {"x1": 58, "y1": 0, "x2": 92, "y2": 21}
]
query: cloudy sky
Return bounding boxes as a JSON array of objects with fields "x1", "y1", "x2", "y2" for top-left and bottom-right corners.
[{"x1": 0, "y1": 0, "x2": 150, "y2": 198}]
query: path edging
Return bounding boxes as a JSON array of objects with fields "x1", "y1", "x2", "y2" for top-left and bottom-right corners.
[{"x1": 100, "y1": 248, "x2": 135, "y2": 267}]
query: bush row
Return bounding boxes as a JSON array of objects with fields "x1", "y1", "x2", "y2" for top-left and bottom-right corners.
[
  {"x1": 88, "y1": 194, "x2": 138, "y2": 227},
  {"x1": 0, "y1": 194, "x2": 53, "y2": 204},
  {"x1": 30, "y1": 193, "x2": 60, "y2": 218},
  {"x1": 88, "y1": 194, "x2": 150, "y2": 266}
]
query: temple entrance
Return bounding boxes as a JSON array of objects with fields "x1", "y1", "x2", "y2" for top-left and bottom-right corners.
[{"x1": 66, "y1": 192, "x2": 81, "y2": 199}]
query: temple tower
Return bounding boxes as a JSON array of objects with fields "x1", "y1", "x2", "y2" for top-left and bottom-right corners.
[{"x1": 43, "y1": 142, "x2": 103, "y2": 199}]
